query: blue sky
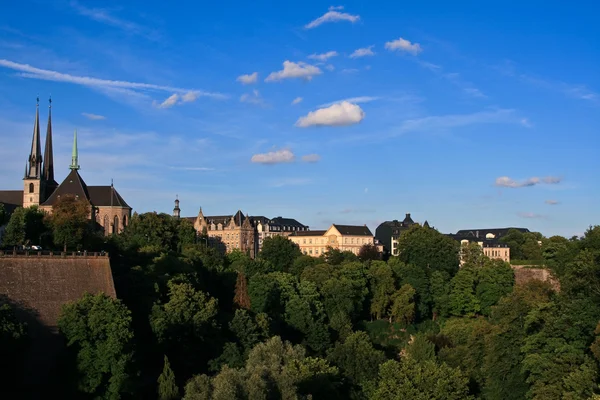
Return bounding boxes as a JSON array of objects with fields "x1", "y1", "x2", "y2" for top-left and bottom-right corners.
[{"x1": 0, "y1": 1, "x2": 598, "y2": 237}]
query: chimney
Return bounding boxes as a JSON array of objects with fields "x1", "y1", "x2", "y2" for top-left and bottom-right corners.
[
  {"x1": 406, "y1": 213, "x2": 411, "y2": 219},
  {"x1": 476, "y1": 230, "x2": 479, "y2": 238}
]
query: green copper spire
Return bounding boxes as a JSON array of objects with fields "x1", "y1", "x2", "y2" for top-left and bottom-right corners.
[{"x1": 70, "y1": 129, "x2": 80, "y2": 170}]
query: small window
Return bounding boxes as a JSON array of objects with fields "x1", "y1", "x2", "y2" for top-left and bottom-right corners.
[{"x1": 28, "y1": 183, "x2": 34, "y2": 193}]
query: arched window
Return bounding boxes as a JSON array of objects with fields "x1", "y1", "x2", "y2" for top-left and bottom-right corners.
[
  {"x1": 113, "y1": 215, "x2": 119, "y2": 234},
  {"x1": 103, "y1": 215, "x2": 109, "y2": 236},
  {"x1": 123, "y1": 214, "x2": 128, "y2": 227},
  {"x1": 29, "y1": 183, "x2": 34, "y2": 193}
]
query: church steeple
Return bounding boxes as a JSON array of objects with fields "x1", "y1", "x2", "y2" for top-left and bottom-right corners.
[
  {"x1": 26, "y1": 96, "x2": 43, "y2": 178},
  {"x1": 173, "y1": 195, "x2": 181, "y2": 218},
  {"x1": 70, "y1": 129, "x2": 80, "y2": 170},
  {"x1": 43, "y1": 96, "x2": 55, "y2": 182}
]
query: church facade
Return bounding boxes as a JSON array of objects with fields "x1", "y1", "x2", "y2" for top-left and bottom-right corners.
[{"x1": 0, "y1": 98, "x2": 131, "y2": 236}]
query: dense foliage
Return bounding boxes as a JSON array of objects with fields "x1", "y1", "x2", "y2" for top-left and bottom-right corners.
[{"x1": 3, "y1": 209, "x2": 600, "y2": 399}]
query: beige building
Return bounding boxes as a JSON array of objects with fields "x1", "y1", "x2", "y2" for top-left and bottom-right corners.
[
  {"x1": 191, "y1": 208, "x2": 256, "y2": 257},
  {"x1": 289, "y1": 224, "x2": 378, "y2": 257},
  {"x1": 458, "y1": 239, "x2": 510, "y2": 265},
  {"x1": 0, "y1": 99, "x2": 131, "y2": 236},
  {"x1": 251, "y1": 216, "x2": 309, "y2": 253}
]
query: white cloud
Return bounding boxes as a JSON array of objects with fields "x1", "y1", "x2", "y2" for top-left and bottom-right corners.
[
  {"x1": 308, "y1": 51, "x2": 338, "y2": 61},
  {"x1": 341, "y1": 68, "x2": 359, "y2": 74},
  {"x1": 320, "y1": 96, "x2": 379, "y2": 107},
  {"x1": 463, "y1": 88, "x2": 486, "y2": 98},
  {"x1": 181, "y1": 91, "x2": 200, "y2": 103},
  {"x1": 349, "y1": 46, "x2": 375, "y2": 58},
  {"x1": 520, "y1": 118, "x2": 533, "y2": 128},
  {"x1": 325, "y1": 64, "x2": 335, "y2": 71},
  {"x1": 157, "y1": 93, "x2": 179, "y2": 108},
  {"x1": 251, "y1": 149, "x2": 295, "y2": 164},
  {"x1": 301, "y1": 154, "x2": 320, "y2": 163},
  {"x1": 0, "y1": 59, "x2": 227, "y2": 100},
  {"x1": 70, "y1": 1, "x2": 148, "y2": 36},
  {"x1": 81, "y1": 112, "x2": 106, "y2": 120},
  {"x1": 329, "y1": 6, "x2": 344, "y2": 10},
  {"x1": 291, "y1": 97, "x2": 303, "y2": 105},
  {"x1": 518, "y1": 212, "x2": 546, "y2": 219},
  {"x1": 385, "y1": 37, "x2": 423, "y2": 55},
  {"x1": 240, "y1": 89, "x2": 264, "y2": 105},
  {"x1": 545, "y1": 199, "x2": 559, "y2": 205},
  {"x1": 236, "y1": 72, "x2": 258, "y2": 85},
  {"x1": 495, "y1": 176, "x2": 563, "y2": 188},
  {"x1": 296, "y1": 101, "x2": 365, "y2": 128},
  {"x1": 265, "y1": 61, "x2": 322, "y2": 82},
  {"x1": 305, "y1": 9, "x2": 360, "y2": 29}
]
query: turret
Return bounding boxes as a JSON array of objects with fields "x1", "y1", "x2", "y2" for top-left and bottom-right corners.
[{"x1": 173, "y1": 196, "x2": 181, "y2": 218}]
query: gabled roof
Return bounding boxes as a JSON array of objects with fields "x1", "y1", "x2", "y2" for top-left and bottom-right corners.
[
  {"x1": 87, "y1": 186, "x2": 131, "y2": 208},
  {"x1": 0, "y1": 190, "x2": 23, "y2": 214},
  {"x1": 41, "y1": 169, "x2": 89, "y2": 206},
  {"x1": 332, "y1": 224, "x2": 373, "y2": 236},
  {"x1": 270, "y1": 216, "x2": 307, "y2": 228}
]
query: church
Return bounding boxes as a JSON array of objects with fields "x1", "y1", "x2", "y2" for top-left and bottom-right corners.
[{"x1": 0, "y1": 98, "x2": 131, "y2": 236}]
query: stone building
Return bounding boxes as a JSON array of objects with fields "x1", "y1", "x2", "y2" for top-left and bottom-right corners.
[
  {"x1": 251, "y1": 216, "x2": 309, "y2": 252},
  {"x1": 375, "y1": 213, "x2": 432, "y2": 256},
  {"x1": 0, "y1": 98, "x2": 131, "y2": 236},
  {"x1": 289, "y1": 224, "x2": 379, "y2": 257},
  {"x1": 449, "y1": 227, "x2": 530, "y2": 264}
]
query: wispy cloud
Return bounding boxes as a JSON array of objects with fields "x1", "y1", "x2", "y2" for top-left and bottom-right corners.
[
  {"x1": 495, "y1": 176, "x2": 562, "y2": 188},
  {"x1": 301, "y1": 154, "x2": 320, "y2": 163},
  {"x1": 240, "y1": 90, "x2": 264, "y2": 105},
  {"x1": 236, "y1": 72, "x2": 258, "y2": 84},
  {"x1": 319, "y1": 96, "x2": 380, "y2": 107},
  {"x1": 349, "y1": 46, "x2": 375, "y2": 58},
  {"x1": 545, "y1": 199, "x2": 559, "y2": 205},
  {"x1": 341, "y1": 68, "x2": 359, "y2": 74},
  {"x1": 153, "y1": 92, "x2": 200, "y2": 109},
  {"x1": 305, "y1": 8, "x2": 360, "y2": 29},
  {"x1": 520, "y1": 118, "x2": 533, "y2": 128},
  {"x1": 308, "y1": 51, "x2": 338, "y2": 61},
  {"x1": 518, "y1": 212, "x2": 547, "y2": 219},
  {"x1": 251, "y1": 149, "x2": 295, "y2": 164},
  {"x1": 0, "y1": 59, "x2": 227, "y2": 104},
  {"x1": 385, "y1": 38, "x2": 422, "y2": 55},
  {"x1": 291, "y1": 97, "x2": 303, "y2": 105},
  {"x1": 417, "y1": 60, "x2": 486, "y2": 98},
  {"x1": 265, "y1": 61, "x2": 322, "y2": 82},
  {"x1": 296, "y1": 101, "x2": 365, "y2": 127},
  {"x1": 70, "y1": 1, "x2": 157, "y2": 39},
  {"x1": 81, "y1": 112, "x2": 106, "y2": 120},
  {"x1": 270, "y1": 178, "x2": 312, "y2": 187}
]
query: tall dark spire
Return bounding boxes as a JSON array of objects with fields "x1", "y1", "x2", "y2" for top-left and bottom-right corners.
[
  {"x1": 43, "y1": 96, "x2": 54, "y2": 182},
  {"x1": 26, "y1": 96, "x2": 43, "y2": 178}
]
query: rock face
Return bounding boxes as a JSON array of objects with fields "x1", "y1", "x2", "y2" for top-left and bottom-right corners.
[
  {"x1": 512, "y1": 264, "x2": 560, "y2": 291},
  {"x1": 0, "y1": 252, "x2": 116, "y2": 397}
]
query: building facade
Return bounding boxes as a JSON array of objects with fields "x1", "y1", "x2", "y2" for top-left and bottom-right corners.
[
  {"x1": 0, "y1": 98, "x2": 131, "y2": 236},
  {"x1": 450, "y1": 228, "x2": 529, "y2": 264},
  {"x1": 251, "y1": 216, "x2": 309, "y2": 252},
  {"x1": 289, "y1": 224, "x2": 378, "y2": 257}
]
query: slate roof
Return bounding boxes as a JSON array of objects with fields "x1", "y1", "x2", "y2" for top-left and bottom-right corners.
[
  {"x1": 87, "y1": 186, "x2": 130, "y2": 208},
  {"x1": 270, "y1": 216, "x2": 307, "y2": 229},
  {"x1": 454, "y1": 227, "x2": 530, "y2": 239},
  {"x1": 41, "y1": 169, "x2": 89, "y2": 206},
  {"x1": 291, "y1": 230, "x2": 327, "y2": 236},
  {"x1": 0, "y1": 190, "x2": 23, "y2": 209},
  {"x1": 333, "y1": 224, "x2": 373, "y2": 236}
]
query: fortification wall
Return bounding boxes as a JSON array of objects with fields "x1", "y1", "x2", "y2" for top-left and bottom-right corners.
[
  {"x1": 512, "y1": 264, "x2": 560, "y2": 291},
  {"x1": 0, "y1": 253, "x2": 116, "y2": 328}
]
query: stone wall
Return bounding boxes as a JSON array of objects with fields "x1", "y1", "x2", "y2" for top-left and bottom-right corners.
[{"x1": 512, "y1": 264, "x2": 560, "y2": 291}]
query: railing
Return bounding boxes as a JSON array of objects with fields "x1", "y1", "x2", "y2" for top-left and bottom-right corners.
[{"x1": 0, "y1": 250, "x2": 109, "y2": 258}]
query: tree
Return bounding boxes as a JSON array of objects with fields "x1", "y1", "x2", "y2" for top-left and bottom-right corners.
[
  {"x1": 233, "y1": 272, "x2": 251, "y2": 309},
  {"x1": 2, "y1": 206, "x2": 48, "y2": 247},
  {"x1": 0, "y1": 203, "x2": 7, "y2": 226},
  {"x1": 258, "y1": 235, "x2": 302, "y2": 272},
  {"x1": 50, "y1": 195, "x2": 94, "y2": 251},
  {"x1": 449, "y1": 267, "x2": 480, "y2": 317},
  {"x1": 369, "y1": 262, "x2": 396, "y2": 320},
  {"x1": 158, "y1": 355, "x2": 179, "y2": 400},
  {"x1": 395, "y1": 224, "x2": 460, "y2": 275},
  {"x1": 405, "y1": 333, "x2": 436, "y2": 363},
  {"x1": 373, "y1": 358, "x2": 472, "y2": 400},
  {"x1": 389, "y1": 284, "x2": 416, "y2": 325},
  {"x1": 58, "y1": 293, "x2": 136, "y2": 399},
  {"x1": 358, "y1": 243, "x2": 380, "y2": 261}
]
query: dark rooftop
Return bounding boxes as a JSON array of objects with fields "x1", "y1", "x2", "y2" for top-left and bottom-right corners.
[
  {"x1": 291, "y1": 230, "x2": 327, "y2": 236},
  {"x1": 333, "y1": 224, "x2": 373, "y2": 236}
]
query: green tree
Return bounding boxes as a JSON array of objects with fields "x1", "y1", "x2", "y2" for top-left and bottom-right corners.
[
  {"x1": 358, "y1": 243, "x2": 380, "y2": 261},
  {"x1": 58, "y1": 293, "x2": 136, "y2": 399},
  {"x1": 258, "y1": 235, "x2": 302, "y2": 272},
  {"x1": 368, "y1": 262, "x2": 396, "y2": 320},
  {"x1": 373, "y1": 358, "x2": 472, "y2": 400},
  {"x1": 50, "y1": 194, "x2": 95, "y2": 251},
  {"x1": 183, "y1": 374, "x2": 212, "y2": 400},
  {"x1": 158, "y1": 355, "x2": 179, "y2": 400},
  {"x1": 430, "y1": 270, "x2": 451, "y2": 319},
  {"x1": 449, "y1": 267, "x2": 480, "y2": 317},
  {"x1": 389, "y1": 284, "x2": 416, "y2": 325},
  {"x1": 120, "y1": 212, "x2": 191, "y2": 253},
  {"x1": 0, "y1": 203, "x2": 7, "y2": 226},
  {"x1": 395, "y1": 224, "x2": 460, "y2": 275},
  {"x1": 2, "y1": 206, "x2": 48, "y2": 247},
  {"x1": 476, "y1": 260, "x2": 514, "y2": 316},
  {"x1": 405, "y1": 333, "x2": 436, "y2": 363},
  {"x1": 389, "y1": 258, "x2": 431, "y2": 320}
]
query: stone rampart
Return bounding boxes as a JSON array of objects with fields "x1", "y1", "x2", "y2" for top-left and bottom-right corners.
[{"x1": 512, "y1": 264, "x2": 560, "y2": 291}]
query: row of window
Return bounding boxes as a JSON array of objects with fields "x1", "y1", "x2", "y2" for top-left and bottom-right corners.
[{"x1": 300, "y1": 237, "x2": 371, "y2": 245}]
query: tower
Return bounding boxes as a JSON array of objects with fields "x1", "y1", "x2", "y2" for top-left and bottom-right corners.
[
  {"x1": 173, "y1": 195, "x2": 181, "y2": 218},
  {"x1": 23, "y1": 97, "x2": 44, "y2": 208},
  {"x1": 42, "y1": 96, "x2": 57, "y2": 201},
  {"x1": 70, "y1": 129, "x2": 80, "y2": 170}
]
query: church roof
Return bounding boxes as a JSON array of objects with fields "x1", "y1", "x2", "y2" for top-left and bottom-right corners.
[
  {"x1": 41, "y1": 169, "x2": 89, "y2": 206},
  {"x1": 87, "y1": 186, "x2": 130, "y2": 208},
  {"x1": 332, "y1": 224, "x2": 373, "y2": 236},
  {"x1": 0, "y1": 190, "x2": 23, "y2": 214}
]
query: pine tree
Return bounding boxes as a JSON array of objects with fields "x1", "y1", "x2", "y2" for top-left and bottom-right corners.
[
  {"x1": 157, "y1": 355, "x2": 179, "y2": 400},
  {"x1": 233, "y1": 272, "x2": 251, "y2": 309}
]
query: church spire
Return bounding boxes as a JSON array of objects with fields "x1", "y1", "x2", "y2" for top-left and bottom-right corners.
[
  {"x1": 43, "y1": 96, "x2": 54, "y2": 182},
  {"x1": 26, "y1": 96, "x2": 43, "y2": 178},
  {"x1": 173, "y1": 195, "x2": 181, "y2": 218},
  {"x1": 70, "y1": 129, "x2": 80, "y2": 170}
]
